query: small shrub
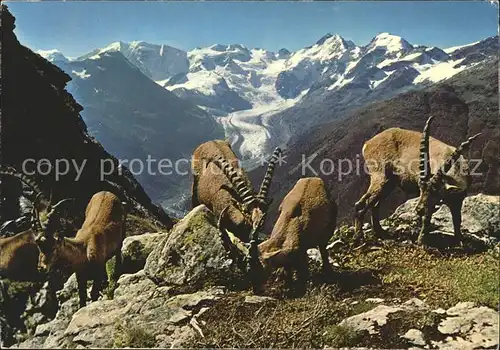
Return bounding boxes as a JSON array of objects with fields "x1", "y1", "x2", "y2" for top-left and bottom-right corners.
[
  {"x1": 113, "y1": 322, "x2": 156, "y2": 348},
  {"x1": 323, "y1": 324, "x2": 363, "y2": 348},
  {"x1": 104, "y1": 257, "x2": 117, "y2": 300}
]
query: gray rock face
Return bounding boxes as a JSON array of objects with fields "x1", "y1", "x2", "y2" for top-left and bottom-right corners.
[
  {"x1": 121, "y1": 232, "x2": 166, "y2": 274},
  {"x1": 337, "y1": 298, "x2": 499, "y2": 349},
  {"x1": 144, "y1": 205, "x2": 245, "y2": 291},
  {"x1": 14, "y1": 270, "x2": 225, "y2": 349},
  {"x1": 434, "y1": 302, "x2": 499, "y2": 349},
  {"x1": 339, "y1": 304, "x2": 405, "y2": 335},
  {"x1": 386, "y1": 194, "x2": 500, "y2": 242}
]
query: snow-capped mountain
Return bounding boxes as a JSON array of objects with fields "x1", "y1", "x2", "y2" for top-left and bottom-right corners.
[
  {"x1": 159, "y1": 33, "x2": 495, "y2": 160},
  {"x1": 78, "y1": 41, "x2": 190, "y2": 82},
  {"x1": 37, "y1": 49, "x2": 69, "y2": 63},
  {"x1": 51, "y1": 49, "x2": 223, "y2": 209},
  {"x1": 42, "y1": 33, "x2": 497, "y2": 164}
]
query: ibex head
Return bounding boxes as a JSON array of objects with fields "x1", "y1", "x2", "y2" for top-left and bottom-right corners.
[
  {"x1": 416, "y1": 116, "x2": 481, "y2": 216},
  {"x1": 212, "y1": 147, "x2": 282, "y2": 238},
  {"x1": 0, "y1": 166, "x2": 74, "y2": 247}
]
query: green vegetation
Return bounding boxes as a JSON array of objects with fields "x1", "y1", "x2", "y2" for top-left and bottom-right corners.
[
  {"x1": 113, "y1": 322, "x2": 156, "y2": 348},
  {"x1": 187, "y1": 240, "x2": 499, "y2": 348},
  {"x1": 346, "y1": 243, "x2": 500, "y2": 308},
  {"x1": 322, "y1": 324, "x2": 364, "y2": 348},
  {"x1": 104, "y1": 256, "x2": 117, "y2": 300},
  {"x1": 126, "y1": 214, "x2": 165, "y2": 237}
]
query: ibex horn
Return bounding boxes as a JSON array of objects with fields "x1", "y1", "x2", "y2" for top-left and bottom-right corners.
[
  {"x1": 48, "y1": 198, "x2": 75, "y2": 215},
  {"x1": 210, "y1": 157, "x2": 256, "y2": 206},
  {"x1": 218, "y1": 205, "x2": 230, "y2": 230},
  {"x1": 419, "y1": 116, "x2": 434, "y2": 183},
  {"x1": 257, "y1": 147, "x2": 282, "y2": 202},
  {"x1": 432, "y1": 132, "x2": 482, "y2": 182},
  {"x1": 0, "y1": 166, "x2": 45, "y2": 198}
]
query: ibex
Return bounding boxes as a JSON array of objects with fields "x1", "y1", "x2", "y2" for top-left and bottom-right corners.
[
  {"x1": 0, "y1": 167, "x2": 72, "y2": 281},
  {"x1": 0, "y1": 230, "x2": 40, "y2": 281},
  {"x1": 36, "y1": 191, "x2": 126, "y2": 308},
  {"x1": 219, "y1": 177, "x2": 338, "y2": 294},
  {"x1": 192, "y1": 140, "x2": 281, "y2": 242},
  {"x1": 354, "y1": 116, "x2": 480, "y2": 245}
]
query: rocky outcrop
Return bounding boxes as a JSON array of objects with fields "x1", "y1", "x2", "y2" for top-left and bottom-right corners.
[
  {"x1": 14, "y1": 271, "x2": 224, "y2": 349},
  {"x1": 121, "y1": 232, "x2": 166, "y2": 274},
  {"x1": 144, "y1": 205, "x2": 246, "y2": 292},
  {"x1": 336, "y1": 298, "x2": 499, "y2": 350},
  {"x1": 385, "y1": 194, "x2": 500, "y2": 244}
]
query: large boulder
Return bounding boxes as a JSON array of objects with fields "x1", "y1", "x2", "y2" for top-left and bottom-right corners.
[
  {"x1": 385, "y1": 194, "x2": 500, "y2": 242},
  {"x1": 121, "y1": 232, "x2": 166, "y2": 274},
  {"x1": 336, "y1": 298, "x2": 499, "y2": 349},
  {"x1": 144, "y1": 205, "x2": 246, "y2": 292}
]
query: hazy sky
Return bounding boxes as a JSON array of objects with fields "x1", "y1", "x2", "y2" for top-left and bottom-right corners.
[{"x1": 7, "y1": 1, "x2": 499, "y2": 58}]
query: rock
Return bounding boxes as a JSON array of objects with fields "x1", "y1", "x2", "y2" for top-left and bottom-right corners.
[
  {"x1": 121, "y1": 232, "x2": 166, "y2": 273},
  {"x1": 307, "y1": 248, "x2": 335, "y2": 265},
  {"x1": 433, "y1": 307, "x2": 447, "y2": 314},
  {"x1": 403, "y1": 329, "x2": 426, "y2": 346},
  {"x1": 436, "y1": 302, "x2": 499, "y2": 349},
  {"x1": 403, "y1": 298, "x2": 428, "y2": 309},
  {"x1": 388, "y1": 194, "x2": 500, "y2": 241},
  {"x1": 144, "y1": 205, "x2": 245, "y2": 291},
  {"x1": 339, "y1": 305, "x2": 403, "y2": 334},
  {"x1": 17, "y1": 268, "x2": 225, "y2": 348},
  {"x1": 244, "y1": 295, "x2": 276, "y2": 304},
  {"x1": 57, "y1": 274, "x2": 79, "y2": 303},
  {"x1": 365, "y1": 298, "x2": 385, "y2": 304}
]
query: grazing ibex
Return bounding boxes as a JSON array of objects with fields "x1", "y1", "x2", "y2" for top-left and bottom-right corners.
[
  {"x1": 219, "y1": 177, "x2": 338, "y2": 294},
  {"x1": 36, "y1": 191, "x2": 126, "y2": 307},
  {"x1": 0, "y1": 167, "x2": 72, "y2": 281},
  {"x1": 192, "y1": 140, "x2": 281, "y2": 242},
  {"x1": 354, "y1": 116, "x2": 481, "y2": 245},
  {"x1": 257, "y1": 177, "x2": 338, "y2": 292}
]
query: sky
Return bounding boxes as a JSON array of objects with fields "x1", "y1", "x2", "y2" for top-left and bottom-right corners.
[{"x1": 7, "y1": 1, "x2": 499, "y2": 58}]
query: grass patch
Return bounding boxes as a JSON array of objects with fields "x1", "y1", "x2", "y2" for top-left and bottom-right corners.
[
  {"x1": 187, "y1": 286, "x2": 378, "y2": 348},
  {"x1": 126, "y1": 214, "x2": 165, "y2": 236},
  {"x1": 322, "y1": 324, "x2": 364, "y2": 348},
  {"x1": 113, "y1": 322, "x2": 156, "y2": 348},
  {"x1": 103, "y1": 257, "x2": 117, "y2": 300},
  {"x1": 348, "y1": 300, "x2": 377, "y2": 316},
  {"x1": 346, "y1": 243, "x2": 500, "y2": 308}
]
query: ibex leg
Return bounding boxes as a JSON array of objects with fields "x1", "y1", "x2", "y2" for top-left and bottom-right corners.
[
  {"x1": 76, "y1": 272, "x2": 87, "y2": 308},
  {"x1": 444, "y1": 195, "x2": 465, "y2": 243},
  {"x1": 319, "y1": 245, "x2": 333, "y2": 275},
  {"x1": 417, "y1": 212, "x2": 431, "y2": 245},
  {"x1": 355, "y1": 174, "x2": 393, "y2": 238},
  {"x1": 91, "y1": 265, "x2": 107, "y2": 302}
]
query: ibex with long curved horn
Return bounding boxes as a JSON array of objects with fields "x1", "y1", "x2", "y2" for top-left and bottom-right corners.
[
  {"x1": 192, "y1": 140, "x2": 281, "y2": 243},
  {"x1": 35, "y1": 191, "x2": 126, "y2": 308},
  {"x1": 414, "y1": 116, "x2": 481, "y2": 244},
  {"x1": 0, "y1": 167, "x2": 72, "y2": 281},
  {"x1": 354, "y1": 116, "x2": 481, "y2": 245}
]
